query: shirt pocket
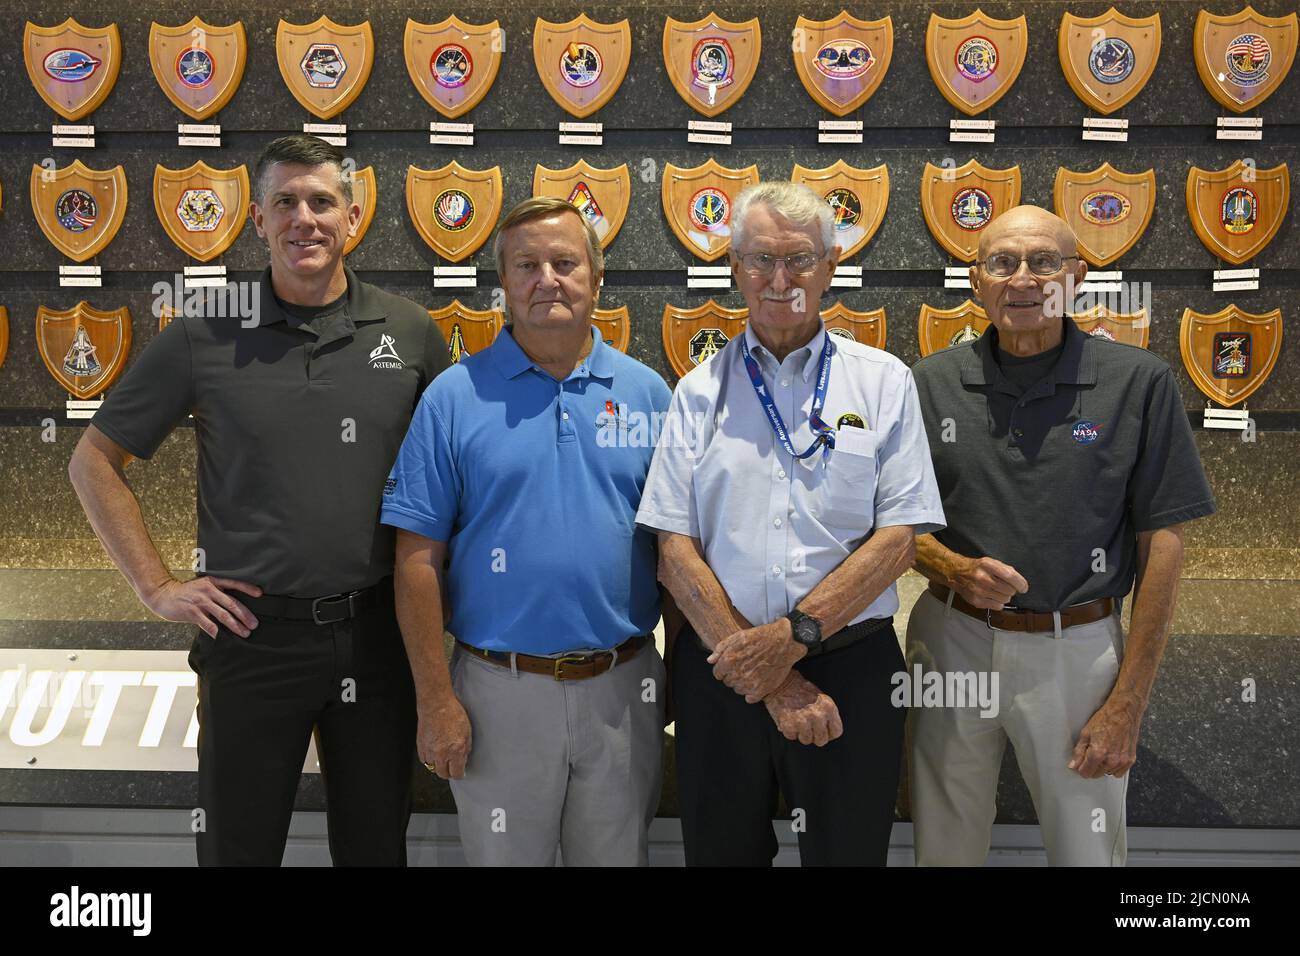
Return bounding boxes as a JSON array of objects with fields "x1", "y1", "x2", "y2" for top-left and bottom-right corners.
[{"x1": 814, "y1": 432, "x2": 879, "y2": 529}]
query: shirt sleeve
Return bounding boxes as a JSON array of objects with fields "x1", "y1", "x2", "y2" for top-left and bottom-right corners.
[
  {"x1": 90, "y1": 319, "x2": 194, "y2": 460},
  {"x1": 1128, "y1": 368, "x2": 1217, "y2": 531},
  {"x1": 379, "y1": 390, "x2": 460, "y2": 542},
  {"x1": 635, "y1": 382, "x2": 702, "y2": 538},
  {"x1": 873, "y1": 366, "x2": 947, "y2": 535}
]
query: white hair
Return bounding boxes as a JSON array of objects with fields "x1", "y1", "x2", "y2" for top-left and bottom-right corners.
[{"x1": 730, "y1": 182, "x2": 834, "y2": 253}]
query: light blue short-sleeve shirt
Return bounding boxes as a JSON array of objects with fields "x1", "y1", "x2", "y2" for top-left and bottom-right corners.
[{"x1": 636, "y1": 323, "x2": 945, "y2": 628}]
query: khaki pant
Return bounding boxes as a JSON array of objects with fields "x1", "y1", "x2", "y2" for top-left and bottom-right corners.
[{"x1": 906, "y1": 589, "x2": 1129, "y2": 866}]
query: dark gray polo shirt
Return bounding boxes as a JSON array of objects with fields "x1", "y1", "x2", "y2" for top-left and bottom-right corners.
[
  {"x1": 93, "y1": 267, "x2": 450, "y2": 597},
  {"x1": 912, "y1": 317, "x2": 1216, "y2": 611}
]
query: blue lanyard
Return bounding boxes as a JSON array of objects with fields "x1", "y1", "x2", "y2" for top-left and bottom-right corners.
[{"x1": 741, "y1": 333, "x2": 835, "y2": 465}]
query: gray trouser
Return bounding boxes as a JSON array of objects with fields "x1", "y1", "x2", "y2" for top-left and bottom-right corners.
[
  {"x1": 906, "y1": 589, "x2": 1129, "y2": 866},
  {"x1": 448, "y1": 643, "x2": 666, "y2": 866}
]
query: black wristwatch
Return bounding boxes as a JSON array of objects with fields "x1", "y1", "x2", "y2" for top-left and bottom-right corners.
[{"x1": 785, "y1": 609, "x2": 823, "y2": 656}]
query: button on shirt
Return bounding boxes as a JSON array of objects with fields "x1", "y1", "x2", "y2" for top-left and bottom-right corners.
[
  {"x1": 636, "y1": 323, "x2": 946, "y2": 627},
  {"x1": 380, "y1": 326, "x2": 671, "y2": 655}
]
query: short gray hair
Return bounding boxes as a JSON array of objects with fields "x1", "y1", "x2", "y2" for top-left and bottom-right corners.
[
  {"x1": 730, "y1": 182, "x2": 834, "y2": 254},
  {"x1": 492, "y1": 196, "x2": 604, "y2": 285}
]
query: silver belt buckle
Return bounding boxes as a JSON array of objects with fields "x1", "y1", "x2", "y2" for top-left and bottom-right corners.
[{"x1": 311, "y1": 591, "x2": 357, "y2": 625}]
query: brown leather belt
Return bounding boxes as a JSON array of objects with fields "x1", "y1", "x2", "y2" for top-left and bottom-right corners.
[
  {"x1": 927, "y1": 581, "x2": 1114, "y2": 633},
  {"x1": 456, "y1": 634, "x2": 650, "y2": 681}
]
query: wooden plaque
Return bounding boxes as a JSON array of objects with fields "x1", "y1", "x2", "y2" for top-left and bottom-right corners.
[
  {"x1": 1053, "y1": 163, "x2": 1156, "y2": 267},
  {"x1": 533, "y1": 160, "x2": 631, "y2": 250},
  {"x1": 405, "y1": 16, "x2": 502, "y2": 119},
  {"x1": 1193, "y1": 6, "x2": 1297, "y2": 113},
  {"x1": 821, "y1": 302, "x2": 886, "y2": 351},
  {"x1": 661, "y1": 159, "x2": 760, "y2": 262},
  {"x1": 149, "y1": 17, "x2": 247, "y2": 120},
  {"x1": 344, "y1": 165, "x2": 376, "y2": 256},
  {"x1": 153, "y1": 161, "x2": 249, "y2": 262},
  {"x1": 918, "y1": 300, "x2": 990, "y2": 357},
  {"x1": 406, "y1": 162, "x2": 502, "y2": 263},
  {"x1": 24, "y1": 18, "x2": 122, "y2": 121},
  {"x1": 791, "y1": 160, "x2": 889, "y2": 261},
  {"x1": 662, "y1": 300, "x2": 748, "y2": 377},
  {"x1": 30, "y1": 160, "x2": 128, "y2": 263},
  {"x1": 792, "y1": 12, "x2": 893, "y2": 116},
  {"x1": 429, "y1": 301, "x2": 504, "y2": 364},
  {"x1": 1186, "y1": 161, "x2": 1290, "y2": 265},
  {"x1": 1180, "y1": 304, "x2": 1282, "y2": 407},
  {"x1": 1058, "y1": 8, "x2": 1161, "y2": 115},
  {"x1": 36, "y1": 301, "x2": 132, "y2": 399},
  {"x1": 920, "y1": 160, "x2": 1021, "y2": 262},
  {"x1": 0, "y1": 307, "x2": 8, "y2": 372},
  {"x1": 276, "y1": 17, "x2": 374, "y2": 120},
  {"x1": 925, "y1": 10, "x2": 1028, "y2": 116},
  {"x1": 533, "y1": 15, "x2": 632, "y2": 119},
  {"x1": 1071, "y1": 304, "x2": 1149, "y2": 348},
  {"x1": 662, "y1": 13, "x2": 761, "y2": 117},
  {"x1": 593, "y1": 305, "x2": 631, "y2": 353}
]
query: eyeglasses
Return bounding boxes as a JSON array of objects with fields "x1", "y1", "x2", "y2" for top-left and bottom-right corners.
[
  {"x1": 735, "y1": 250, "x2": 826, "y2": 277},
  {"x1": 978, "y1": 251, "x2": 1081, "y2": 278}
]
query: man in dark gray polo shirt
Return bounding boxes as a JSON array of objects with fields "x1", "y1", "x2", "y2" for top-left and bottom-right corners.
[
  {"x1": 908, "y1": 205, "x2": 1215, "y2": 866},
  {"x1": 68, "y1": 135, "x2": 449, "y2": 865}
]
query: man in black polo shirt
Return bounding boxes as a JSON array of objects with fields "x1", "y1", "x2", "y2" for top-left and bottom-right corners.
[
  {"x1": 908, "y1": 205, "x2": 1215, "y2": 866},
  {"x1": 68, "y1": 135, "x2": 450, "y2": 865}
]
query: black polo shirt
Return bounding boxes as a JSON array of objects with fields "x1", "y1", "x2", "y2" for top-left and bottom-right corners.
[
  {"x1": 93, "y1": 267, "x2": 450, "y2": 597},
  {"x1": 912, "y1": 318, "x2": 1216, "y2": 611}
]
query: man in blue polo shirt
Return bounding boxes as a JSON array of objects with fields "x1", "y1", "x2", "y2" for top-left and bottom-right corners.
[{"x1": 380, "y1": 196, "x2": 671, "y2": 866}]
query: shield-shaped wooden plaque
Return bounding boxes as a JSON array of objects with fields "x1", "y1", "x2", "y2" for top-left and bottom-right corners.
[
  {"x1": 920, "y1": 160, "x2": 1021, "y2": 262},
  {"x1": 0, "y1": 307, "x2": 8, "y2": 372},
  {"x1": 821, "y1": 303, "x2": 886, "y2": 350},
  {"x1": 30, "y1": 161, "x2": 128, "y2": 263},
  {"x1": 926, "y1": 10, "x2": 1028, "y2": 115},
  {"x1": 407, "y1": 163, "x2": 502, "y2": 263},
  {"x1": 663, "y1": 13, "x2": 761, "y2": 117},
  {"x1": 1058, "y1": 8, "x2": 1161, "y2": 115},
  {"x1": 792, "y1": 12, "x2": 893, "y2": 116},
  {"x1": 276, "y1": 17, "x2": 374, "y2": 120},
  {"x1": 791, "y1": 160, "x2": 889, "y2": 261},
  {"x1": 662, "y1": 159, "x2": 760, "y2": 262},
  {"x1": 1071, "y1": 304, "x2": 1149, "y2": 348},
  {"x1": 405, "y1": 17, "x2": 502, "y2": 119},
  {"x1": 344, "y1": 165, "x2": 376, "y2": 256},
  {"x1": 24, "y1": 19, "x2": 122, "y2": 121},
  {"x1": 149, "y1": 17, "x2": 247, "y2": 120},
  {"x1": 429, "y1": 302, "x2": 503, "y2": 364},
  {"x1": 1193, "y1": 6, "x2": 1297, "y2": 113},
  {"x1": 36, "y1": 302, "x2": 133, "y2": 400},
  {"x1": 593, "y1": 305, "x2": 631, "y2": 353},
  {"x1": 153, "y1": 161, "x2": 249, "y2": 262},
  {"x1": 1180, "y1": 304, "x2": 1282, "y2": 407},
  {"x1": 1186, "y1": 161, "x2": 1290, "y2": 265},
  {"x1": 1053, "y1": 163, "x2": 1156, "y2": 267},
  {"x1": 533, "y1": 161, "x2": 631, "y2": 250},
  {"x1": 918, "y1": 300, "x2": 990, "y2": 357},
  {"x1": 662, "y1": 300, "x2": 748, "y2": 377},
  {"x1": 533, "y1": 15, "x2": 632, "y2": 118}
]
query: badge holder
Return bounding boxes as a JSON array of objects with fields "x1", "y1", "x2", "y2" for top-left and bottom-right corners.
[
  {"x1": 1217, "y1": 116, "x2": 1263, "y2": 141},
  {"x1": 950, "y1": 119, "x2": 994, "y2": 143},
  {"x1": 431, "y1": 122, "x2": 473, "y2": 146},
  {"x1": 1213, "y1": 267, "x2": 1260, "y2": 293},
  {"x1": 1082, "y1": 117, "x2": 1128, "y2": 142},
  {"x1": 818, "y1": 120, "x2": 862, "y2": 145}
]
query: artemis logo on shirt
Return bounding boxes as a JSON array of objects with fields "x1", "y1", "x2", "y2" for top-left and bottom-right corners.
[{"x1": 369, "y1": 334, "x2": 404, "y2": 369}]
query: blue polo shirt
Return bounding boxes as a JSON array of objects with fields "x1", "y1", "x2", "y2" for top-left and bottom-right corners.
[{"x1": 380, "y1": 325, "x2": 672, "y2": 654}]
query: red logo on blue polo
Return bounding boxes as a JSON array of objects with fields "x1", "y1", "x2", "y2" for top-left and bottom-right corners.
[{"x1": 1072, "y1": 420, "x2": 1102, "y2": 443}]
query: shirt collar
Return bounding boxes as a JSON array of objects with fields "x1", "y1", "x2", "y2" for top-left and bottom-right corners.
[
  {"x1": 742, "y1": 322, "x2": 828, "y2": 383},
  {"x1": 490, "y1": 324, "x2": 612, "y2": 381},
  {"x1": 256, "y1": 266, "x2": 388, "y2": 330},
  {"x1": 960, "y1": 316, "x2": 1096, "y2": 388}
]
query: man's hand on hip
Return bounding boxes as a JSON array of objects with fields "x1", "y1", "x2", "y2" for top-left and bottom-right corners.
[
  {"x1": 764, "y1": 672, "x2": 843, "y2": 747},
  {"x1": 950, "y1": 556, "x2": 1029, "y2": 610},
  {"x1": 145, "y1": 576, "x2": 262, "y2": 638},
  {"x1": 419, "y1": 693, "x2": 472, "y2": 780},
  {"x1": 709, "y1": 618, "x2": 805, "y2": 701}
]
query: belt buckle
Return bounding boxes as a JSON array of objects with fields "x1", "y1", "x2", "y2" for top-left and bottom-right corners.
[
  {"x1": 552, "y1": 654, "x2": 592, "y2": 680},
  {"x1": 311, "y1": 591, "x2": 356, "y2": 625}
]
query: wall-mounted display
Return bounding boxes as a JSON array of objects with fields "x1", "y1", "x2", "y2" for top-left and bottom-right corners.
[
  {"x1": 344, "y1": 166, "x2": 376, "y2": 256},
  {"x1": 406, "y1": 162, "x2": 502, "y2": 262},
  {"x1": 428, "y1": 301, "x2": 504, "y2": 363},
  {"x1": 661, "y1": 159, "x2": 759, "y2": 261},
  {"x1": 1193, "y1": 6, "x2": 1297, "y2": 113},
  {"x1": 1071, "y1": 304, "x2": 1149, "y2": 347},
  {"x1": 148, "y1": 17, "x2": 247, "y2": 120},
  {"x1": 925, "y1": 9, "x2": 1028, "y2": 115},
  {"x1": 821, "y1": 303, "x2": 886, "y2": 350},
  {"x1": 1180, "y1": 304, "x2": 1281, "y2": 406},
  {"x1": 792, "y1": 11, "x2": 893, "y2": 116},
  {"x1": 1053, "y1": 163, "x2": 1156, "y2": 266},
  {"x1": 36, "y1": 302, "x2": 132, "y2": 399},
  {"x1": 790, "y1": 160, "x2": 889, "y2": 260},
  {"x1": 30, "y1": 161, "x2": 128, "y2": 263},
  {"x1": 276, "y1": 16, "x2": 374, "y2": 119},
  {"x1": 1058, "y1": 8, "x2": 1161, "y2": 115},
  {"x1": 1186, "y1": 160, "x2": 1290, "y2": 265},
  {"x1": 24, "y1": 18, "x2": 122, "y2": 121},
  {"x1": 533, "y1": 160, "x2": 630, "y2": 250},
  {"x1": 663, "y1": 13, "x2": 761, "y2": 117},
  {"x1": 534, "y1": 14, "x2": 632, "y2": 118},
  {"x1": 918, "y1": 300, "x2": 990, "y2": 356},
  {"x1": 404, "y1": 16, "x2": 502, "y2": 119},
  {"x1": 920, "y1": 160, "x2": 1021, "y2": 262},
  {"x1": 662, "y1": 300, "x2": 748, "y2": 376},
  {"x1": 593, "y1": 305, "x2": 631, "y2": 352},
  {"x1": 153, "y1": 161, "x2": 249, "y2": 262}
]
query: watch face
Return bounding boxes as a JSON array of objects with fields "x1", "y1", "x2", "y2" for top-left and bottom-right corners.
[{"x1": 794, "y1": 616, "x2": 820, "y2": 646}]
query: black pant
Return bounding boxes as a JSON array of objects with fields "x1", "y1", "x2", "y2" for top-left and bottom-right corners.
[
  {"x1": 188, "y1": 598, "x2": 416, "y2": 866},
  {"x1": 673, "y1": 621, "x2": 906, "y2": 866}
]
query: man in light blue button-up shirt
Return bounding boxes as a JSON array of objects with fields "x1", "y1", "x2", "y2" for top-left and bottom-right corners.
[{"x1": 637, "y1": 182, "x2": 945, "y2": 866}]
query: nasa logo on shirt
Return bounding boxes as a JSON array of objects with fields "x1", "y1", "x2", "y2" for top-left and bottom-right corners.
[{"x1": 1072, "y1": 419, "x2": 1103, "y2": 444}]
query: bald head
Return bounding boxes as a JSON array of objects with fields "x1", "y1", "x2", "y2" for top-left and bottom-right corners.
[{"x1": 979, "y1": 205, "x2": 1079, "y2": 260}]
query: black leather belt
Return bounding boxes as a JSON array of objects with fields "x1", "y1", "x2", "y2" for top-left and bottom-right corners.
[
  {"x1": 457, "y1": 634, "x2": 651, "y2": 681},
  {"x1": 696, "y1": 615, "x2": 893, "y2": 656},
  {"x1": 239, "y1": 576, "x2": 392, "y2": 624}
]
